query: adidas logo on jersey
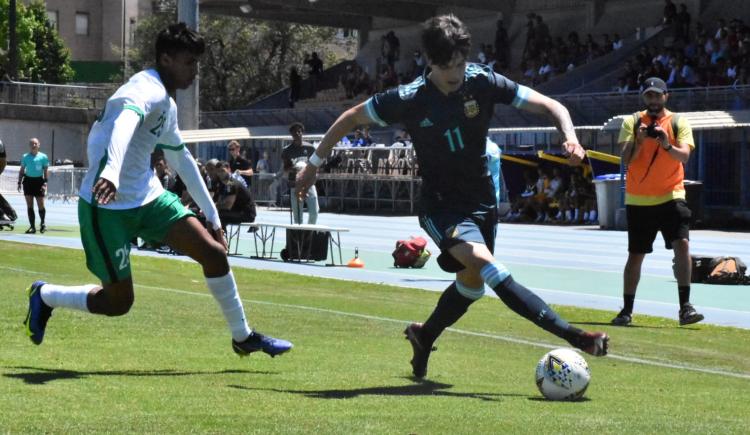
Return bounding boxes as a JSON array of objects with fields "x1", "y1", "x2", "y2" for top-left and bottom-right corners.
[{"x1": 419, "y1": 118, "x2": 434, "y2": 127}]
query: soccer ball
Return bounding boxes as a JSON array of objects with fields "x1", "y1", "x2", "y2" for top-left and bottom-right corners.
[{"x1": 535, "y1": 348, "x2": 591, "y2": 401}]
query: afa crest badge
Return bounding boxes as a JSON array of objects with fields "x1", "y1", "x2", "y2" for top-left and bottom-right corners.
[{"x1": 464, "y1": 99, "x2": 479, "y2": 118}]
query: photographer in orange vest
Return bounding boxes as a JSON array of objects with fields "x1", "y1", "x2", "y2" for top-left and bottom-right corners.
[{"x1": 613, "y1": 77, "x2": 703, "y2": 327}]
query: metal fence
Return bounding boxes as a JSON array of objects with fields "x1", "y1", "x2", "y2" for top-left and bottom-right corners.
[
  {"x1": 200, "y1": 85, "x2": 750, "y2": 132},
  {"x1": 0, "y1": 80, "x2": 113, "y2": 110}
]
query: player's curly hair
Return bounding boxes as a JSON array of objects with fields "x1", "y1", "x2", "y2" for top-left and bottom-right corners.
[
  {"x1": 155, "y1": 22, "x2": 205, "y2": 63},
  {"x1": 421, "y1": 14, "x2": 471, "y2": 67}
]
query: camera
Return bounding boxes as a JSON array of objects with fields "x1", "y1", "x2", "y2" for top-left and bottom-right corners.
[{"x1": 645, "y1": 122, "x2": 660, "y2": 138}]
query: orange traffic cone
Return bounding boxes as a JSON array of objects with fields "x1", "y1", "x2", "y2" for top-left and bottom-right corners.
[{"x1": 347, "y1": 247, "x2": 365, "y2": 268}]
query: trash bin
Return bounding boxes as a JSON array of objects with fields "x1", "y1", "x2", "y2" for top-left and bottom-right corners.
[
  {"x1": 593, "y1": 173, "x2": 624, "y2": 230},
  {"x1": 684, "y1": 180, "x2": 704, "y2": 227}
]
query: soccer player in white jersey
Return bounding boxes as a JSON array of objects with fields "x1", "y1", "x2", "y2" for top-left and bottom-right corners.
[{"x1": 23, "y1": 23, "x2": 292, "y2": 358}]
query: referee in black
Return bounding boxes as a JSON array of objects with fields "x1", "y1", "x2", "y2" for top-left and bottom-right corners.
[{"x1": 17, "y1": 138, "x2": 50, "y2": 234}]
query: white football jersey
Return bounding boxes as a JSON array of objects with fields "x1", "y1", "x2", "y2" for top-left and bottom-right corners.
[{"x1": 79, "y1": 69, "x2": 183, "y2": 209}]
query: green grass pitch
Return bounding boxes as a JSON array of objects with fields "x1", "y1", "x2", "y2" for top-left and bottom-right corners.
[{"x1": 1, "y1": 241, "x2": 749, "y2": 433}]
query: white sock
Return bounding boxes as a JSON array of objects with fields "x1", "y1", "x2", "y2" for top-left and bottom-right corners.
[
  {"x1": 565, "y1": 210, "x2": 573, "y2": 221},
  {"x1": 583, "y1": 211, "x2": 590, "y2": 221},
  {"x1": 205, "y1": 271, "x2": 252, "y2": 342},
  {"x1": 40, "y1": 283, "x2": 95, "y2": 312},
  {"x1": 574, "y1": 209, "x2": 580, "y2": 220}
]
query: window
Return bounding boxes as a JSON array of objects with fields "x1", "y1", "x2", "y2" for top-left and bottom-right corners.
[
  {"x1": 75, "y1": 12, "x2": 89, "y2": 36},
  {"x1": 46, "y1": 10, "x2": 58, "y2": 30}
]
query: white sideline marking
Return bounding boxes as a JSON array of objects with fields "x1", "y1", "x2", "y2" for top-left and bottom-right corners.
[
  {"x1": 2, "y1": 263, "x2": 749, "y2": 380},
  {"x1": 137, "y1": 283, "x2": 750, "y2": 381}
]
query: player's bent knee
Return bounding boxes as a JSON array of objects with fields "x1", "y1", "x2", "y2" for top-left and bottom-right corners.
[
  {"x1": 104, "y1": 294, "x2": 134, "y2": 316},
  {"x1": 98, "y1": 281, "x2": 135, "y2": 316},
  {"x1": 456, "y1": 280, "x2": 485, "y2": 300}
]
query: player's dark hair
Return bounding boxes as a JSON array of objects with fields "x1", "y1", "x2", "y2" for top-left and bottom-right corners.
[
  {"x1": 421, "y1": 14, "x2": 471, "y2": 67},
  {"x1": 155, "y1": 22, "x2": 205, "y2": 64},
  {"x1": 289, "y1": 122, "x2": 305, "y2": 133}
]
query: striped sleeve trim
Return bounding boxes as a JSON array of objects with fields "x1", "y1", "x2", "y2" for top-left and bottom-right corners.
[
  {"x1": 511, "y1": 85, "x2": 531, "y2": 108},
  {"x1": 123, "y1": 104, "x2": 145, "y2": 126},
  {"x1": 364, "y1": 98, "x2": 388, "y2": 127},
  {"x1": 155, "y1": 143, "x2": 185, "y2": 152}
]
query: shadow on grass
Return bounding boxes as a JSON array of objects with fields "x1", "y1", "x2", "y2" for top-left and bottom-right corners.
[
  {"x1": 4, "y1": 366, "x2": 278, "y2": 385},
  {"x1": 527, "y1": 396, "x2": 592, "y2": 402},
  {"x1": 229, "y1": 377, "x2": 528, "y2": 402},
  {"x1": 570, "y1": 321, "x2": 663, "y2": 329}
]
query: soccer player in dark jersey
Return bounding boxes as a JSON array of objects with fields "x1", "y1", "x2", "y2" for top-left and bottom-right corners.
[{"x1": 296, "y1": 14, "x2": 608, "y2": 379}]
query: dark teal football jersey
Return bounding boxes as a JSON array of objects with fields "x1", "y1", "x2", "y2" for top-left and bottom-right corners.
[{"x1": 365, "y1": 63, "x2": 528, "y2": 212}]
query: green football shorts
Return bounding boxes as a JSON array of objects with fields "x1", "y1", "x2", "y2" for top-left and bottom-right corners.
[{"x1": 78, "y1": 190, "x2": 194, "y2": 283}]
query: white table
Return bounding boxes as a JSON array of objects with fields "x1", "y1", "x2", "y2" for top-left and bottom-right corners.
[{"x1": 226, "y1": 222, "x2": 350, "y2": 266}]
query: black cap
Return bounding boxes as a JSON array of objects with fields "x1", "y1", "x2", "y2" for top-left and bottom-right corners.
[{"x1": 642, "y1": 77, "x2": 668, "y2": 94}]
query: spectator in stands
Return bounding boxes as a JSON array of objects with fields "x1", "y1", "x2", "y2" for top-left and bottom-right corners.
[
  {"x1": 220, "y1": 161, "x2": 248, "y2": 188},
  {"x1": 663, "y1": 0, "x2": 677, "y2": 25},
  {"x1": 17, "y1": 137, "x2": 49, "y2": 234},
  {"x1": 613, "y1": 77, "x2": 629, "y2": 94},
  {"x1": 227, "y1": 140, "x2": 253, "y2": 187},
  {"x1": 614, "y1": 76, "x2": 703, "y2": 327},
  {"x1": 152, "y1": 154, "x2": 173, "y2": 190},
  {"x1": 536, "y1": 166, "x2": 565, "y2": 223},
  {"x1": 534, "y1": 15, "x2": 550, "y2": 53},
  {"x1": 289, "y1": 66, "x2": 301, "y2": 108},
  {"x1": 351, "y1": 128, "x2": 368, "y2": 147},
  {"x1": 383, "y1": 31, "x2": 401, "y2": 68},
  {"x1": 612, "y1": 33, "x2": 624, "y2": 51},
  {"x1": 362, "y1": 126, "x2": 373, "y2": 146},
  {"x1": 376, "y1": 64, "x2": 398, "y2": 93},
  {"x1": 360, "y1": 64, "x2": 375, "y2": 95},
  {"x1": 523, "y1": 13, "x2": 537, "y2": 61},
  {"x1": 715, "y1": 18, "x2": 728, "y2": 41},
  {"x1": 504, "y1": 170, "x2": 537, "y2": 222},
  {"x1": 531, "y1": 167, "x2": 550, "y2": 222},
  {"x1": 204, "y1": 158, "x2": 221, "y2": 192},
  {"x1": 343, "y1": 64, "x2": 358, "y2": 99},
  {"x1": 495, "y1": 20, "x2": 510, "y2": 69},
  {"x1": 676, "y1": 4, "x2": 691, "y2": 40},
  {"x1": 282, "y1": 122, "x2": 319, "y2": 224},
  {"x1": 256, "y1": 150, "x2": 272, "y2": 174},
  {"x1": 559, "y1": 172, "x2": 582, "y2": 223},
  {"x1": 215, "y1": 163, "x2": 256, "y2": 232},
  {"x1": 305, "y1": 52, "x2": 324, "y2": 95}
]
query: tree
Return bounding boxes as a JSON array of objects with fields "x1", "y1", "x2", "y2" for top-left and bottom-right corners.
[
  {"x1": 26, "y1": 1, "x2": 73, "y2": 83},
  {"x1": 0, "y1": 0, "x2": 72, "y2": 83},
  {"x1": 127, "y1": 2, "x2": 352, "y2": 111}
]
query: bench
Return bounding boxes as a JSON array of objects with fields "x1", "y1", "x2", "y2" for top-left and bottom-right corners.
[{"x1": 226, "y1": 222, "x2": 350, "y2": 266}]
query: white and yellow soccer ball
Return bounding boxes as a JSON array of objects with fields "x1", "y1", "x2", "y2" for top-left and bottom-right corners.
[{"x1": 535, "y1": 348, "x2": 591, "y2": 401}]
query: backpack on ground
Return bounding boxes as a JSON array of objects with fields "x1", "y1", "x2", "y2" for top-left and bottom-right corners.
[
  {"x1": 392, "y1": 236, "x2": 431, "y2": 268},
  {"x1": 690, "y1": 255, "x2": 750, "y2": 285}
]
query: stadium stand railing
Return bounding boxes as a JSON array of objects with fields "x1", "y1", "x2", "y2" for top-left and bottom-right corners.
[
  {"x1": 200, "y1": 85, "x2": 750, "y2": 131},
  {"x1": 0, "y1": 80, "x2": 113, "y2": 110}
]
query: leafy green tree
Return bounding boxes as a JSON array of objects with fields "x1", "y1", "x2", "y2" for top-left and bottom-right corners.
[
  {"x1": 0, "y1": 0, "x2": 72, "y2": 82},
  {"x1": 128, "y1": 1, "x2": 351, "y2": 111},
  {"x1": 26, "y1": 1, "x2": 73, "y2": 83}
]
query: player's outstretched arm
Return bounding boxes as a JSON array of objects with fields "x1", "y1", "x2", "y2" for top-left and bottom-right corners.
[
  {"x1": 295, "y1": 102, "x2": 373, "y2": 198},
  {"x1": 93, "y1": 109, "x2": 141, "y2": 204},
  {"x1": 515, "y1": 88, "x2": 585, "y2": 165}
]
